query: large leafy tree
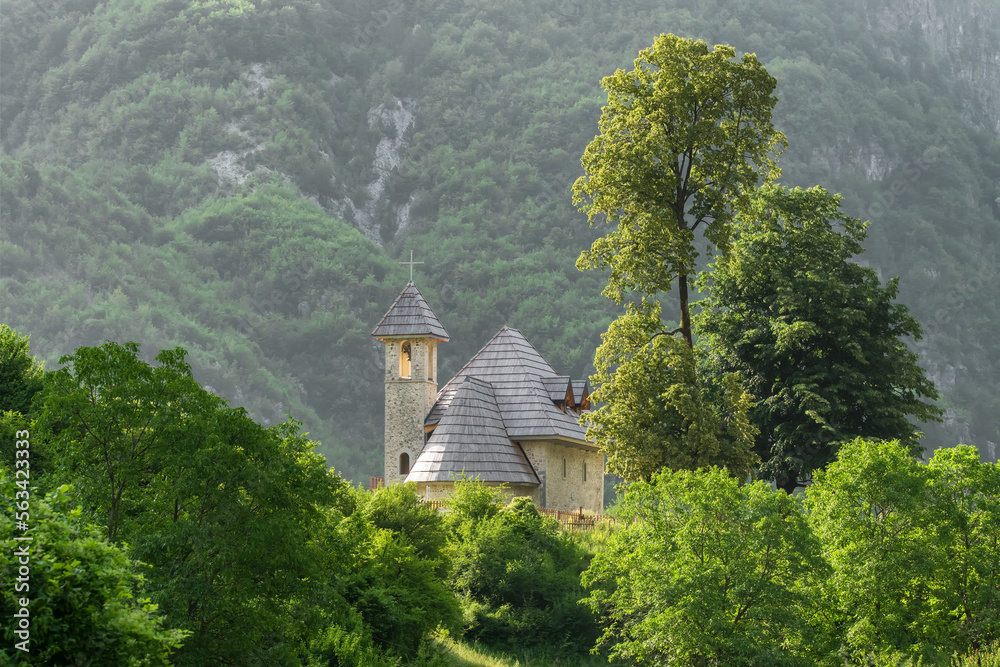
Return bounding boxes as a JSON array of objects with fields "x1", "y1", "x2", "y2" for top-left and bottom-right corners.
[
  {"x1": 33, "y1": 340, "x2": 460, "y2": 664},
  {"x1": 573, "y1": 33, "x2": 785, "y2": 347},
  {"x1": 805, "y1": 438, "x2": 1000, "y2": 662},
  {"x1": 696, "y1": 185, "x2": 942, "y2": 492},
  {"x1": 35, "y1": 341, "x2": 347, "y2": 665},
  {"x1": 0, "y1": 324, "x2": 44, "y2": 416},
  {"x1": 926, "y1": 445, "x2": 1000, "y2": 651},
  {"x1": 37, "y1": 342, "x2": 205, "y2": 543},
  {"x1": 0, "y1": 326, "x2": 51, "y2": 480},
  {"x1": 582, "y1": 467, "x2": 830, "y2": 666},
  {"x1": 573, "y1": 34, "x2": 782, "y2": 479}
]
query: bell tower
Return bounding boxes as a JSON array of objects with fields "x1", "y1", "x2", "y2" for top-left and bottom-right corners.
[{"x1": 371, "y1": 281, "x2": 449, "y2": 486}]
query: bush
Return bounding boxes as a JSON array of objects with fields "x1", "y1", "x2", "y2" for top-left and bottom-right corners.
[
  {"x1": 338, "y1": 485, "x2": 461, "y2": 660},
  {"x1": 806, "y1": 438, "x2": 1000, "y2": 662},
  {"x1": 0, "y1": 475, "x2": 187, "y2": 665},
  {"x1": 445, "y1": 481, "x2": 599, "y2": 654}
]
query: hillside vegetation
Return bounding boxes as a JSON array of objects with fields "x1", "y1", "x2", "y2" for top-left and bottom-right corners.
[
  {"x1": 2, "y1": 0, "x2": 999, "y2": 481},
  {"x1": 2, "y1": 327, "x2": 998, "y2": 663}
]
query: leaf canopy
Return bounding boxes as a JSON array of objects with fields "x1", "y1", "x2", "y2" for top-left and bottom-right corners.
[
  {"x1": 697, "y1": 185, "x2": 942, "y2": 490},
  {"x1": 574, "y1": 33, "x2": 785, "y2": 304}
]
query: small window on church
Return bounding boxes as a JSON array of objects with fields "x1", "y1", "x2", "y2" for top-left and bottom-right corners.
[
  {"x1": 562, "y1": 458, "x2": 566, "y2": 478},
  {"x1": 400, "y1": 452, "x2": 410, "y2": 475},
  {"x1": 400, "y1": 341, "x2": 411, "y2": 378},
  {"x1": 427, "y1": 344, "x2": 434, "y2": 381},
  {"x1": 583, "y1": 462, "x2": 587, "y2": 482}
]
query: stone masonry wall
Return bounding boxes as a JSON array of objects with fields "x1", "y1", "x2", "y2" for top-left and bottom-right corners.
[
  {"x1": 540, "y1": 441, "x2": 604, "y2": 513},
  {"x1": 383, "y1": 338, "x2": 438, "y2": 485},
  {"x1": 519, "y1": 441, "x2": 604, "y2": 513}
]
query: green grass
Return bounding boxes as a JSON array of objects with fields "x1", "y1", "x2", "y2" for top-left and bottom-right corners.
[
  {"x1": 424, "y1": 636, "x2": 1000, "y2": 667},
  {"x1": 565, "y1": 518, "x2": 618, "y2": 556},
  {"x1": 419, "y1": 632, "x2": 621, "y2": 667},
  {"x1": 950, "y1": 641, "x2": 1000, "y2": 667}
]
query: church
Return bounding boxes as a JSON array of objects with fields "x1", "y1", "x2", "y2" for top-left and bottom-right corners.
[{"x1": 371, "y1": 281, "x2": 604, "y2": 513}]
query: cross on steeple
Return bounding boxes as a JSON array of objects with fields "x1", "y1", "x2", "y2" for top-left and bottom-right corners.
[{"x1": 400, "y1": 250, "x2": 424, "y2": 283}]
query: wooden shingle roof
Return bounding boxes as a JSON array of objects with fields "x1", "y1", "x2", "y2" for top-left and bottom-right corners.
[
  {"x1": 406, "y1": 377, "x2": 540, "y2": 485},
  {"x1": 426, "y1": 327, "x2": 593, "y2": 447},
  {"x1": 371, "y1": 282, "x2": 450, "y2": 341}
]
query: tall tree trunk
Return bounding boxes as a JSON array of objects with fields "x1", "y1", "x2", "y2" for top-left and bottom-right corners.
[{"x1": 678, "y1": 273, "x2": 693, "y2": 348}]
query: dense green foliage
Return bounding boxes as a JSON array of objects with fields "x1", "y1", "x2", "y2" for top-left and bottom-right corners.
[
  {"x1": 584, "y1": 299, "x2": 758, "y2": 481},
  {"x1": 574, "y1": 34, "x2": 784, "y2": 346},
  {"x1": 2, "y1": 0, "x2": 998, "y2": 485},
  {"x1": 584, "y1": 468, "x2": 829, "y2": 665},
  {"x1": 2, "y1": 327, "x2": 998, "y2": 662},
  {"x1": 5, "y1": 334, "x2": 607, "y2": 663},
  {"x1": 0, "y1": 475, "x2": 187, "y2": 665},
  {"x1": 341, "y1": 484, "x2": 461, "y2": 659},
  {"x1": 807, "y1": 438, "x2": 1000, "y2": 662},
  {"x1": 697, "y1": 185, "x2": 942, "y2": 491},
  {"x1": 22, "y1": 339, "x2": 459, "y2": 665},
  {"x1": 585, "y1": 440, "x2": 1000, "y2": 665},
  {"x1": 35, "y1": 341, "x2": 346, "y2": 663},
  {"x1": 444, "y1": 482, "x2": 600, "y2": 656},
  {"x1": 0, "y1": 325, "x2": 44, "y2": 416},
  {"x1": 0, "y1": 325, "x2": 51, "y2": 478}
]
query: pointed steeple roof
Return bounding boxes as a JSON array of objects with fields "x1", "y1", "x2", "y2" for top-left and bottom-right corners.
[
  {"x1": 371, "y1": 282, "x2": 450, "y2": 341},
  {"x1": 406, "y1": 377, "x2": 539, "y2": 485}
]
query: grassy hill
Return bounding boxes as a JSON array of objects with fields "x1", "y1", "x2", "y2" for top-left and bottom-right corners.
[{"x1": 2, "y1": 0, "x2": 998, "y2": 481}]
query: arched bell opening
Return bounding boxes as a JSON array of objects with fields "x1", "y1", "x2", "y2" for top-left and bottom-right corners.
[{"x1": 400, "y1": 340, "x2": 411, "y2": 378}]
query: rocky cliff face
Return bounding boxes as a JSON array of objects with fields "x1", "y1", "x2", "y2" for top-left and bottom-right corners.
[
  {"x1": 848, "y1": 0, "x2": 1000, "y2": 460},
  {"x1": 867, "y1": 0, "x2": 1000, "y2": 132}
]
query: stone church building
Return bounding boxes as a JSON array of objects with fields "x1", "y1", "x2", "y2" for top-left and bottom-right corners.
[{"x1": 372, "y1": 282, "x2": 604, "y2": 513}]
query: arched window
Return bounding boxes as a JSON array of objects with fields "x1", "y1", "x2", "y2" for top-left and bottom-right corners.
[
  {"x1": 399, "y1": 452, "x2": 410, "y2": 475},
  {"x1": 400, "y1": 341, "x2": 411, "y2": 378},
  {"x1": 427, "y1": 344, "x2": 434, "y2": 380}
]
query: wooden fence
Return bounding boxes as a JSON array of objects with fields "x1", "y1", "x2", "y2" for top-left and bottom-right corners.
[{"x1": 536, "y1": 506, "x2": 601, "y2": 529}]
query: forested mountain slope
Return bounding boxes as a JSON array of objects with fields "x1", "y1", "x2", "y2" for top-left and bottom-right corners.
[{"x1": 2, "y1": 0, "x2": 998, "y2": 480}]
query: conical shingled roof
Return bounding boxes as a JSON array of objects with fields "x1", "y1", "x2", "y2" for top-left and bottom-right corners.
[
  {"x1": 371, "y1": 282, "x2": 450, "y2": 341},
  {"x1": 406, "y1": 376, "x2": 539, "y2": 485},
  {"x1": 426, "y1": 327, "x2": 592, "y2": 446}
]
